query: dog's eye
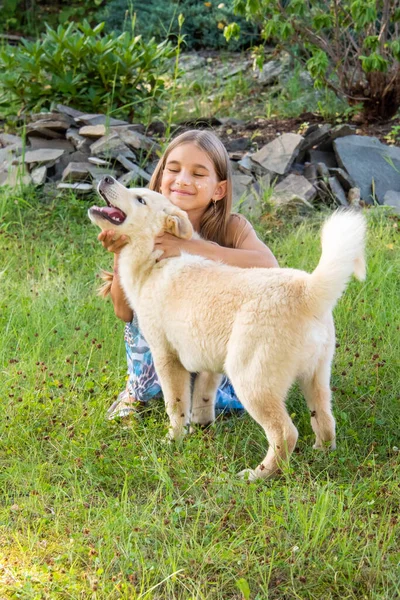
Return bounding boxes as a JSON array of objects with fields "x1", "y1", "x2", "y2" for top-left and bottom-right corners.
[{"x1": 137, "y1": 196, "x2": 146, "y2": 205}]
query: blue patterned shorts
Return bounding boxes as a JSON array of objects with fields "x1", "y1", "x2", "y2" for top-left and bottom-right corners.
[{"x1": 124, "y1": 316, "x2": 243, "y2": 411}]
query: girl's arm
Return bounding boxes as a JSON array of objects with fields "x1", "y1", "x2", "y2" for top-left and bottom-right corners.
[
  {"x1": 98, "y1": 230, "x2": 134, "y2": 323},
  {"x1": 155, "y1": 221, "x2": 279, "y2": 269},
  {"x1": 110, "y1": 255, "x2": 134, "y2": 322}
]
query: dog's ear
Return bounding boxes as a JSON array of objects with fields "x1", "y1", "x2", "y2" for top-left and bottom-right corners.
[{"x1": 164, "y1": 208, "x2": 193, "y2": 239}]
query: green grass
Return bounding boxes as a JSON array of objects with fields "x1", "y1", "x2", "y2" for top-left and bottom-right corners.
[{"x1": 0, "y1": 187, "x2": 399, "y2": 599}]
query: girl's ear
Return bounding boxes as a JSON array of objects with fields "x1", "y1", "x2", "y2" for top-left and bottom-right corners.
[
  {"x1": 212, "y1": 180, "x2": 227, "y2": 202},
  {"x1": 164, "y1": 208, "x2": 193, "y2": 239}
]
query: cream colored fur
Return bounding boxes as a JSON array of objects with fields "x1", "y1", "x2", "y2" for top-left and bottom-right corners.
[{"x1": 89, "y1": 178, "x2": 366, "y2": 481}]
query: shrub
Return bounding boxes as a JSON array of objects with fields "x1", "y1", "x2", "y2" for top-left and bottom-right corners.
[
  {"x1": 0, "y1": 20, "x2": 175, "y2": 121},
  {"x1": 226, "y1": 0, "x2": 400, "y2": 120},
  {"x1": 97, "y1": 0, "x2": 260, "y2": 51}
]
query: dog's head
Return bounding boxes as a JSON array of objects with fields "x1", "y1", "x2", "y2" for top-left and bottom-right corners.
[{"x1": 88, "y1": 176, "x2": 193, "y2": 241}]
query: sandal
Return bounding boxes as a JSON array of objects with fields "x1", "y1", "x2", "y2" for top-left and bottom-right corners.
[{"x1": 106, "y1": 389, "x2": 146, "y2": 420}]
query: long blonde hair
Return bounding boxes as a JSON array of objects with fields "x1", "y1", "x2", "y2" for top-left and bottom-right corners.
[{"x1": 149, "y1": 129, "x2": 233, "y2": 246}]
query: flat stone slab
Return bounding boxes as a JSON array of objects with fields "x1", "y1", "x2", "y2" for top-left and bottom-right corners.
[
  {"x1": 117, "y1": 128, "x2": 161, "y2": 155},
  {"x1": 0, "y1": 133, "x2": 23, "y2": 148},
  {"x1": 79, "y1": 125, "x2": 107, "y2": 138},
  {"x1": 333, "y1": 135, "x2": 400, "y2": 204},
  {"x1": 301, "y1": 124, "x2": 331, "y2": 152},
  {"x1": 328, "y1": 176, "x2": 349, "y2": 206},
  {"x1": 383, "y1": 190, "x2": 400, "y2": 214},
  {"x1": 28, "y1": 137, "x2": 75, "y2": 152},
  {"x1": 272, "y1": 173, "x2": 317, "y2": 206},
  {"x1": 31, "y1": 166, "x2": 47, "y2": 185},
  {"x1": 62, "y1": 162, "x2": 92, "y2": 182},
  {"x1": 90, "y1": 133, "x2": 136, "y2": 159},
  {"x1": 57, "y1": 182, "x2": 94, "y2": 194},
  {"x1": 24, "y1": 148, "x2": 66, "y2": 164},
  {"x1": 250, "y1": 133, "x2": 303, "y2": 175},
  {"x1": 75, "y1": 113, "x2": 129, "y2": 127}
]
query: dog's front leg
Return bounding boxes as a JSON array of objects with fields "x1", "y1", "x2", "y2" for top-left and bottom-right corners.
[
  {"x1": 153, "y1": 354, "x2": 191, "y2": 440},
  {"x1": 191, "y1": 372, "x2": 222, "y2": 426}
]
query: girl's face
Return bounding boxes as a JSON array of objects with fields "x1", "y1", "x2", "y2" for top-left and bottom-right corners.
[{"x1": 160, "y1": 143, "x2": 227, "y2": 215}]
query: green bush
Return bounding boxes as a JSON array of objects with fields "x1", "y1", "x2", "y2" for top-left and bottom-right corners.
[
  {"x1": 0, "y1": 20, "x2": 175, "y2": 120},
  {"x1": 226, "y1": 0, "x2": 400, "y2": 120},
  {"x1": 97, "y1": 0, "x2": 260, "y2": 51}
]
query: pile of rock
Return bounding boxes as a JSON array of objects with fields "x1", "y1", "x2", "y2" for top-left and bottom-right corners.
[
  {"x1": 231, "y1": 123, "x2": 400, "y2": 215},
  {"x1": 0, "y1": 105, "x2": 159, "y2": 193},
  {"x1": 1, "y1": 105, "x2": 400, "y2": 215}
]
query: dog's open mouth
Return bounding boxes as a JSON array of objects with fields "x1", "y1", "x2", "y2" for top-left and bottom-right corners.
[{"x1": 91, "y1": 190, "x2": 127, "y2": 225}]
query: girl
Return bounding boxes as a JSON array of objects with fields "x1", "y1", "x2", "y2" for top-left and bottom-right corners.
[{"x1": 98, "y1": 129, "x2": 278, "y2": 419}]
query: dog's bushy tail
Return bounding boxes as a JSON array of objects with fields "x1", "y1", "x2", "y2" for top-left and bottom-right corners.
[
  {"x1": 97, "y1": 269, "x2": 113, "y2": 298},
  {"x1": 307, "y1": 210, "x2": 366, "y2": 315}
]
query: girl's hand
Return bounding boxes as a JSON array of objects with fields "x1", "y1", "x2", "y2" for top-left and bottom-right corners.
[
  {"x1": 98, "y1": 230, "x2": 128, "y2": 254},
  {"x1": 154, "y1": 232, "x2": 191, "y2": 261}
]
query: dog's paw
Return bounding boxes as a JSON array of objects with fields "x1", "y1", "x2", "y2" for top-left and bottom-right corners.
[
  {"x1": 313, "y1": 439, "x2": 336, "y2": 451},
  {"x1": 237, "y1": 468, "x2": 258, "y2": 482}
]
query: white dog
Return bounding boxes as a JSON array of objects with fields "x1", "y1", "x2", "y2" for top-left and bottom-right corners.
[{"x1": 89, "y1": 176, "x2": 366, "y2": 480}]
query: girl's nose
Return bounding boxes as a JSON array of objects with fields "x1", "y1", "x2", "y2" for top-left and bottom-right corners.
[{"x1": 176, "y1": 170, "x2": 191, "y2": 186}]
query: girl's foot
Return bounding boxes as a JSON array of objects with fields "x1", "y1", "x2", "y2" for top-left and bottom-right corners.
[{"x1": 106, "y1": 389, "x2": 146, "y2": 420}]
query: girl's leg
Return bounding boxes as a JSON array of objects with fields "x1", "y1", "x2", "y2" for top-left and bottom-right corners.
[
  {"x1": 215, "y1": 376, "x2": 244, "y2": 413},
  {"x1": 107, "y1": 317, "x2": 162, "y2": 419}
]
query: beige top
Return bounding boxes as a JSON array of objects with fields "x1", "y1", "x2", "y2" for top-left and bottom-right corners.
[{"x1": 226, "y1": 213, "x2": 254, "y2": 249}]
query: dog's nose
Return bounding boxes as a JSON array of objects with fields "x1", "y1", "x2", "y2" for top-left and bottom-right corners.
[{"x1": 103, "y1": 175, "x2": 115, "y2": 185}]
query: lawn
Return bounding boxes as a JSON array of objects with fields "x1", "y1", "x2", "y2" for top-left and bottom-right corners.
[{"x1": 0, "y1": 186, "x2": 399, "y2": 599}]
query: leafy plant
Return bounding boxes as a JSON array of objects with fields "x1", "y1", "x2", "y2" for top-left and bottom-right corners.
[
  {"x1": 225, "y1": 0, "x2": 400, "y2": 121},
  {"x1": 0, "y1": 20, "x2": 175, "y2": 121}
]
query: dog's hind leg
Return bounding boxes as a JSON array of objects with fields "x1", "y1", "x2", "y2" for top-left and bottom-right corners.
[
  {"x1": 231, "y1": 379, "x2": 298, "y2": 481},
  {"x1": 299, "y1": 359, "x2": 336, "y2": 450},
  {"x1": 191, "y1": 372, "x2": 222, "y2": 426},
  {"x1": 153, "y1": 354, "x2": 191, "y2": 441}
]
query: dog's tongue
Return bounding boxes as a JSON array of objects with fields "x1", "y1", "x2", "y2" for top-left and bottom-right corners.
[{"x1": 100, "y1": 206, "x2": 126, "y2": 222}]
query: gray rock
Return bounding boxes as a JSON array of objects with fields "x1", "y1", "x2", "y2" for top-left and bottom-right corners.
[
  {"x1": 328, "y1": 176, "x2": 349, "y2": 206},
  {"x1": 301, "y1": 124, "x2": 331, "y2": 152},
  {"x1": 28, "y1": 136, "x2": 75, "y2": 152},
  {"x1": 117, "y1": 161, "x2": 151, "y2": 185},
  {"x1": 75, "y1": 113, "x2": 129, "y2": 127},
  {"x1": 31, "y1": 166, "x2": 47, "y2": 185},
  {"x1": 26, "y1": 125, "x2": 66, "y2": 139},
  {"x1": 272, "y1": 173, "x2": 317, "y2": 206},
  {"x1": 66, "y1": 128, "x2": 91, "y2": 151},
  {"x1": 62, "y1": 162, "x2": 92, "y2": 183},
  {"x1": 90, "y1": 133, "x2": 136, "y2": 159},
  {"x1": 328, "y1": 168, "x2": 356, "y2": 191},
  {"x1": 383, "y1": 190, "x2": 400, "y2": 214},
  {"x1": 232, "y1": 174, "x2": 253, "y2": 207},
  {"x1": 250, "y1": 133, "x2": 303, "y2": 176},
  {"x1": 88, "y1": 157, "x2": 110, "y2": 166},
  {"x1": 117, "y1": 128, "x2": 161, "y2": 155},
  {"x1": 179, "y1": 53, "x2": 207, "y2": 71},
  {"x1": 304, "y1": 162, "x2": 318, "y2": 184},
  {"x1": 316, "y1": 162, "x2": 330, "y2": 180},
  {"x1": 333, "y1": 135, "x2": 400, "y2": 204},
  {"x1": 318, "y1": 124, "x2": 356, "y2": 151},
  {"x1": 258, "y1": 60, "x2": 283, "y2": 85},
  {"x1": 56, "y1": 104, "x2": 86, "y2": 119},
  {"x1": 31, "y1": 112, "x2": 74, "y2": 127},
  {"x1": 57, "y1": 182, "x2": 94, "y2": 194},
  {"x1": 308, "y1": 150, "x2": 338, "y2": 168},
  {"x1": 24, "y1": 148, "x2": 66, "y2": 164},
  {"x1": 79, "y1": 124, "x2": 107, "y2": 138},
  {"x1": 0, "y1": 133, "x2": 23, "y2": 148}
]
